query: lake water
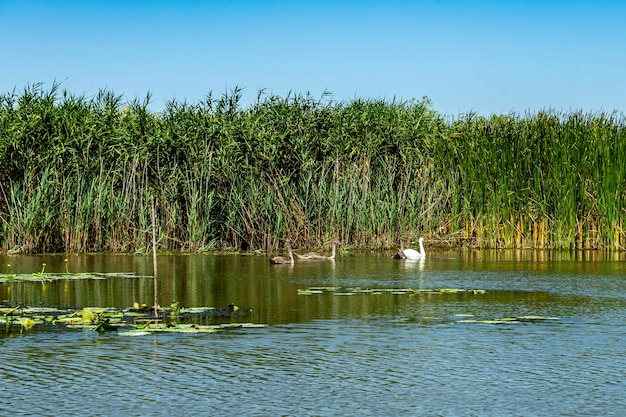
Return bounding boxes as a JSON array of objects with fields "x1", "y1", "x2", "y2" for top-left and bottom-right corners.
[{"x1": 1, "y1": 249, "x2": 625, "y2": 416}]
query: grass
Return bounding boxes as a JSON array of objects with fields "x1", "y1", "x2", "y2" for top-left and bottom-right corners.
[{"x1": 0, "y1": 84, "x2": 624, "y2": 252}]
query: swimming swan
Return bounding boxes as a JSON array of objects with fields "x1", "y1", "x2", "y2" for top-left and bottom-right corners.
[
  {"x1": 392, "y1": 237, "x2": 426, "y2": 260},
  {"x1": 270, "y1": 241, "x2": 295, "y2": 264},
  {"x1": 294, "y1": 240, "x2": 340, "y2": 260}
]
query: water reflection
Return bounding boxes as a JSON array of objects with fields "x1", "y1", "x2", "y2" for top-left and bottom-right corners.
[
  {"x1": 1, "y1": 250, "x2": 624, "y2": 328},
  {"x1": 457, "y1": 248, "x2": 626, "y2": 262},
  {"x1": 397, "y1": 258, "x2": 426, "y2": 271},
  {"x1": 1, "y1": 251, "x2": 625, "y2": 416}
]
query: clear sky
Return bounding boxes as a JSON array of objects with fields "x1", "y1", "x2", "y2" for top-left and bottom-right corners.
[{"x1": 1, "y1": 0, "x2": 624, "y2": 116}]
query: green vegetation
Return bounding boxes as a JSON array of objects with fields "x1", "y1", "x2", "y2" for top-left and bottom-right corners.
[
  {"x1": 1, "y1": 83, "x2": 624, "y2": 253},
  {"x1": 2, "y1": 303, "x2": 265, "y2": 335},
  {"x1": 297, "y1": 285, "x2": 561, "y2": 325},
  {"x1": 0, "y1": 269, "x2": 148, "y2": 283},
  {"x1": 2, "y1": 284, "x2": 558, "y2": 335}
]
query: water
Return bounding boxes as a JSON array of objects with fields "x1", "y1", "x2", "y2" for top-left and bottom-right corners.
[{"x1": 1, "y1": 250, "x2": 624, "y2": 416}]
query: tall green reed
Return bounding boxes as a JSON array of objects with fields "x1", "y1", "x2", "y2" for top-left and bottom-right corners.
[{"x1": 0, "y1": 84, "x2": 624, "y2": 253}]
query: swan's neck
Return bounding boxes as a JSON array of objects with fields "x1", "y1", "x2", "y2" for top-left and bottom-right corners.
[
  {"x1": 419, "y1": 239, "x2": 426, "y2": 258},
  {"x1": 328, "y1": 242, "x2": 336, "y2": 260}
]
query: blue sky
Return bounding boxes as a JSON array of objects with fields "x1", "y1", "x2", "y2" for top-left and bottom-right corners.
[{"x1": 1, "y1": 0, "x2": 624, "y2": 116}]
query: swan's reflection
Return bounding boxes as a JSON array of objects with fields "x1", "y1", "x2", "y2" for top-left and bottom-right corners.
[{"x1": 401, "y1": 258, "x2": 425, "y2": 271}]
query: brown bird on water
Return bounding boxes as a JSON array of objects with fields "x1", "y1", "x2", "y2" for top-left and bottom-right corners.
[
  {"x1": 270, "y1": 241, "x2": 295, "y2": 264},
  {"x1": 294, "y1": 240, "x2": 340, "y2": 260}
]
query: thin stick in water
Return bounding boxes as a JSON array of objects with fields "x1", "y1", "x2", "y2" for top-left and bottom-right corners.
[{"x1": 151, "y1": 195, "x2": 158, "y2": 320}]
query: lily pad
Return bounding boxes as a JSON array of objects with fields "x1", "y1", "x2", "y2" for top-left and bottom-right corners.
[
  {"x1": 516, "y1": 315, "x2": 560, "y2": 321},
  {"x1": 1, "y1": 302, "x2": 267, "y2": 335},
  {"x1": 0, "y1": 271, "x2": 149, "y2": 283}
]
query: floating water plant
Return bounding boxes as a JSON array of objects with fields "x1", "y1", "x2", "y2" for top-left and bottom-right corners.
[
  {"x1": 297, "y1": 286, "x2": 561, "y2": 327},
  {"x1": 21, "y1": 318, "x2": 35, "y2": 329},
  {"x1": 31, "y1": 263, "x2": 47, "y2": 278},
  {"x1": 1, "y1": 302, "x2": 265, "y2": 336},
  {"x1": 0, "y1": 271, "x2": 151, "y2": 283},
  {"x1": 297, "y1": 286, "x2": 490, "y2": 296},
  {"x1": 121, "y1": 322, "x2": 266, "y2": 336},
  {"x1": 455, "y1": 316, "x2": 560, "y2": 325}
]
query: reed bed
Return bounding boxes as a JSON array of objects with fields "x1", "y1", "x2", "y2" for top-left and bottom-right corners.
[{"x1": 0, "y1": 83, "x2": 624, "y2": 253}]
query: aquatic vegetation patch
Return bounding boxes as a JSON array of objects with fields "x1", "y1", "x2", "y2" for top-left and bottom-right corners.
[
  {"x1": 2, "y1": 303, "x2": 266, "y2": 335},
  {"x1": 297, "y1": 286, "x2": 561, "y2": 326},
  {"x1": 297, "y1": 286, "x2": 489, "y2": 296},
  {"x1": 0, "y1": 271, "x2": 150, "y2": 283},
  {"x1": 455, "y1": 316, "x2": 560, "y2": 325},
  {"x1": 121, "y1": 322, "x2": 267, "y2": 336}
]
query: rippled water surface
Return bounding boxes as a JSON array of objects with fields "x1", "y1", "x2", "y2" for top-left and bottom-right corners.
[{"x1": 1, "y1": 250, "x2": 625, "y2": 416}]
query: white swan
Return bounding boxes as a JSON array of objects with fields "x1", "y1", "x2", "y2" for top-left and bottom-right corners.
[
  {"x1": 392, "y1": 237, "x2": 425, "y2": 260},
  {"x1": 270, "y1": 241, "x2": 294, "y2": 264},
  {"x1": 294, "y1": 240, "x2": 340, "y2": 260}
]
